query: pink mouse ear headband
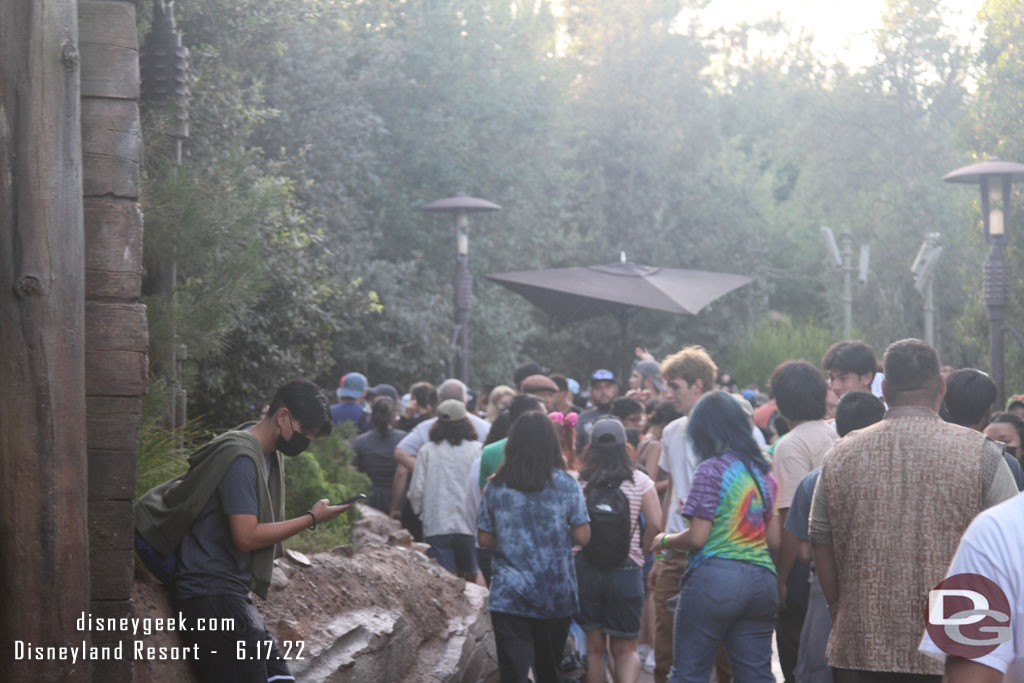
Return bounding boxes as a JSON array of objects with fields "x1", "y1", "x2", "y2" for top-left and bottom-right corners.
[{"x1": 548, "y1": 411, "x2": 578, "y2": 432}]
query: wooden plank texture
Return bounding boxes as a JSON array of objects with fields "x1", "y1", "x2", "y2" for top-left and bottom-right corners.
[
  {"x1": 90, "y1": 548, "x2": 134, "y2": 600},
  {"x1": 89, "y1": 450, "x2": 137, "y2": 500},
  {"x1": 84, "y1": 197, "x2": 143, "y2": 301},
  {"x1": 81, "y1": 97, "x2": 141, "y2": 198},
  {"x1": 88, "y1": 500, "x2": 134, "y2": 551},
  {"x1": 0, "y1": 1, "x2": 91, "y2": 680},
  {"x1": 79, "y1": 1, "x2": 138, "y2": 99},
  {"x1": 87, "y1": 399, "x2": 142, "y2": 451},
  {"x1": 86, "y1": 349, "x2": 148, "y2": 396},
  {"x1": 86, "y1": 301, "x2": 148, "y2": 352}
]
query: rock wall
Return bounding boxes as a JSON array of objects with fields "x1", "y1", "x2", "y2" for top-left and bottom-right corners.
[{"x1": 132, "y1": 506, "x2": 498, "y2": 682}]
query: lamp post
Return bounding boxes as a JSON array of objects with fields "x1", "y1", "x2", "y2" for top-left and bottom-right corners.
[
  {"x1": 911, "y1": 233, "x2": 943, "y2": 347},
  {"x1": 944, "y1": 158, "x2": 1024, "y2": 404},
  {"x1": 422, "y1": 194, "x2": 500, "y2": 384}
]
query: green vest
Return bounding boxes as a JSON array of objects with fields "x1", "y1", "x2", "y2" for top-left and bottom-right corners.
[{"x1": 134, "y1": 429, "x2": 285, "y2": 599}]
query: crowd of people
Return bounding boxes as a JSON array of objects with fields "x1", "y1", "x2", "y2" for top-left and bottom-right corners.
[{"x1": 135, "y1": 337, "x2": 1024, "y2": 683}]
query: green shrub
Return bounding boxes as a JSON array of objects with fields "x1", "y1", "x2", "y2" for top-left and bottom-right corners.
[
  {"x1": 282, "y1": 426, "x2": 370, "y2": 553},
  {"x1": 727, "y1": 318, "x2": 836, "y2": 390}
]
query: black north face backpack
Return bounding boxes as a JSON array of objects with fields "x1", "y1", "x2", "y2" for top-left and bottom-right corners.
[{"x1": 581, "y1": 482, "x2": 634, "y2": 567}]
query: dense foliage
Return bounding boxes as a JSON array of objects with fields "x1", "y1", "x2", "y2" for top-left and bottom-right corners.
[{"x1": 139, "y1": 0, "x2": 1024, "y2": 422}]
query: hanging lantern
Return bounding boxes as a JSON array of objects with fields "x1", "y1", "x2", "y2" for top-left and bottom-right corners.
[{"x1": 140, "y1": 0, "x2": 190, "y2": 139}]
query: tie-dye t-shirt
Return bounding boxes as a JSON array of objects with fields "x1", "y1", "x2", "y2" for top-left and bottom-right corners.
[
  {"x1": 681, "y1": 451, "x2": 778, "y2": 577},
  {"x1": 477, "y1": 469, "x2": 590, "y2": 618}
]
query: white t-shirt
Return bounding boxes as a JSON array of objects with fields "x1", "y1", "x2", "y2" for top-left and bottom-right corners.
[
  {"x1": 772, "y1": 420, "x2": 837, "y2": 510},
  {"x1": 919, "y1": 492, "x2": 1024, "y2": 680},
  {"x1": 658, "y1": 415, "x2": 697, "y2": 535},
  {"x1": 395, "y1": 414, "x2": 491, "y2": 456}
]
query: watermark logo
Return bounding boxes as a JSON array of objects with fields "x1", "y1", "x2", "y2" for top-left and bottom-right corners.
[{"x1": 925, "y1": 573, "x2": 1010, "y2": 659}]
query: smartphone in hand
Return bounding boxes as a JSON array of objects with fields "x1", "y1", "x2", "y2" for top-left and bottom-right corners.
[{"x1": 334, "y1": 493, "x2": 367, "y2": 506}]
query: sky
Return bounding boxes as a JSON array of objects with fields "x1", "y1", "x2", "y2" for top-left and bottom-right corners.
[{"x1": 693, "y1": 0, "x2": 986, "y2": 67}]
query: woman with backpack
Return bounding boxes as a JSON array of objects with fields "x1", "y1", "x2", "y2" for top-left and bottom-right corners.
[
  {"x1": 477, "y1": 411, "x2": 591, "y2": 683},
  {"x1": 577, "y1": 417, "x2": 662, "y2": 683},
  {"x1": 654, "y1": 391, "x2": 780, "y2": 682}
]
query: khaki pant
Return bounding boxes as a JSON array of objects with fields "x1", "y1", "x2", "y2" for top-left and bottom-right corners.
[
  {"x1": 653, "y1": 554, "x2": 687, "y2": 683},
  {"x1": 652, "y1": 554, "x2": 732, "y2": 683}
]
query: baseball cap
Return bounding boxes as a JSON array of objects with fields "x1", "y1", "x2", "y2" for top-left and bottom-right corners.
[
  {"x1": 437, "y1": 399, "x2": 468, "y2": 423},
  {"x1": 635, "y1": 360, "x2": 665, "y2": 392},
  {"x1": 338, "y1": 372, "x2": 368, "y2": 399},
  {"x1": 567, "y1": 378, "x2": 580, "y2": 395},
  {"x1": 591, "y1": 417, "x2": 626, "y2": 446},
  {"x1": 1007, "y1": 394, "x2": 1024, "y2": 411},
  {"x1": 591, "y1": 369, "x2": 615, "y2": 383},
  {"x1": 368, "y1": 383, "x2": 399, "y2": 403}
]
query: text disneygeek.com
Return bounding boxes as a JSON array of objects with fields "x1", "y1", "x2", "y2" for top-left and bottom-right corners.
[{"x1": 9, "y1": 611, "x2": 297, "y2": 664}]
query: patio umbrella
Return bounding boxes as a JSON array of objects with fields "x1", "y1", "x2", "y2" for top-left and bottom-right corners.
[{"x1": 485, "y1": 261, "x2": 754, "y2": 377}]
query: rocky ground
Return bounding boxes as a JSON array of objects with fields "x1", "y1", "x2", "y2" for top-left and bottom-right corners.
[{"x1": 132, "y1": 505, "x2": 497, "y2": 682}]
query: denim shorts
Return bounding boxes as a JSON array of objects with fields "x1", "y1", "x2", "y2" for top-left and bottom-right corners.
[
  {"x1": 575, "y1": 554, "x2": 644, "y2": 638},
  {"x1": 425, "y1": 533, "x2": 479, "y2": 574}
]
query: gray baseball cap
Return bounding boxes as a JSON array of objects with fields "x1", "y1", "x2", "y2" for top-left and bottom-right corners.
[{"x1": 591, "y1": 417, "x2": 626, "y2": 446}]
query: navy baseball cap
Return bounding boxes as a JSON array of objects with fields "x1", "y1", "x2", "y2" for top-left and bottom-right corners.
[{"x1": 591, "y1": 369, "x2": 615, "y2": 383}]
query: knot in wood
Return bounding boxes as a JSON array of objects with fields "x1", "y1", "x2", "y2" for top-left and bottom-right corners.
[
  {"x1": 15, "y1": 275, "x2": 40, "y2": 298},
  {"x1": 61, "y1": 40, "x2": 80, "y2": 71}
]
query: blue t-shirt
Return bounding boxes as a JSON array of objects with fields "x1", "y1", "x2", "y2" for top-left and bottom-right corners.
[
  {"x1": 175, "y1": 455, "x2": 265, "y2": 600},
  {"x1": 477, "y1": 469, "x2": 589, "y2": 619},
  {"x1": 330, "y1": 401, "x2": 369, "y2": 432},
  {"x1": 783, "y1": 467, "x2": 821, "y2": 542}
]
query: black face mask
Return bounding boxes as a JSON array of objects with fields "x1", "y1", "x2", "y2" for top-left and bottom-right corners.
[
  {"x1": 1006, "y1": 445, "x2": 1018, "y2": 459},
  {"x1": 276, "y1": 416, "x2": 311, "y2": 457}
]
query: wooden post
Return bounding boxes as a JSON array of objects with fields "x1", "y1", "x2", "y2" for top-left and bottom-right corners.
[
  {"x1": 0, "y1": 1, "x2": 91, "y2": 680},
  {"x1": 80, "y1": 2, "x2": 146, "y2": 681}
]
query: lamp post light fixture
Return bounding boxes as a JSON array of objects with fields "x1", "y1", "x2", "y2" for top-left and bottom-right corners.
[
  {"x1": 422, "y1": 193, "x2": 501, "y2": 384},
  {"x1": 820, "y1": 226, "x2": 869, "y2": 337},
  {"x1": 944, "y1": 158, "x2": 1024, "y2": 404}
]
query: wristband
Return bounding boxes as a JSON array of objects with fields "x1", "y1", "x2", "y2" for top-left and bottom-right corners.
[
  {"x1": 661, "y1": 534, "x2": 669, "y2": 548},
  {"x1": 655, "y1": 554, "x2": 664, "y2": 561},
  {"x1": 306, "y1": 510, "x2": 317, "y2": 530}
]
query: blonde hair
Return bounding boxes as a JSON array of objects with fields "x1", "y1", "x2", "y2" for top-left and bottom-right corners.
[
  {"x1": 660, "y1": 346, "x2": 717, "y2": 391},
  {"x1": 485, "y1": 385, "x2": 516, "y2": 423}
]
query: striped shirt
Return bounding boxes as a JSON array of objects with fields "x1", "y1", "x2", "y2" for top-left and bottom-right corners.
[{"x1": 620, "y1": 470, "x2": 655, "y2": 566}]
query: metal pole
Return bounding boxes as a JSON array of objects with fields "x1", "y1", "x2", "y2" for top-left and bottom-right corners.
[
  {"x1": 453, "y1": 210, "x2": 471, "y2": 384},
  {"x1": 985, "y1": 240, "x2": 1009, "y2": 406},
  {"x1": 923, "y1": 276, "x2": 935, "y2": 348},
  {"x1": 840, "y1": 232, "x2": 854, "y2": 337}
]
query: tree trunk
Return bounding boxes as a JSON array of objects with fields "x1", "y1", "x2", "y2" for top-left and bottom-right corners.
[{"x1": 0, "y1": 1, "x2": 91, "y2": 681}]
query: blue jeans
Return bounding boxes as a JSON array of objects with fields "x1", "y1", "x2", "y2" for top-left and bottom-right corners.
[
  {"x1": 670, "y1": 557, "x2": 778, "y2": 683},
  {"x1": 425, "y1": 533, "x2": 478, "y2": 574}
]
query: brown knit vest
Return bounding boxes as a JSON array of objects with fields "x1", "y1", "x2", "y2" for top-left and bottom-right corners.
[{"x1": 822, "y1": 412, "x2": 987, "y2": 674}]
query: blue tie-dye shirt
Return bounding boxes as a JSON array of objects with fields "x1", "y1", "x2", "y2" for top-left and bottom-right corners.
[{"x1": 477, "y1": 469, "x2": 590, "y2": 619}]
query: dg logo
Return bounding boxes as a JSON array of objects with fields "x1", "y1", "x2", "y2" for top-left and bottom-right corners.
[{"x1": 925, "y1": 573, "x2": 1011, "y2": 659}]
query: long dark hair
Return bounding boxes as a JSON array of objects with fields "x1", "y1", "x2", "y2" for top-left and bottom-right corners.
[
  {"x1": 493, "y1": 411, "x2": 565, "y2": 492},
  {"x1": 484, "y1": 409, "x2": 512, "y2": 446},
  {"x1": 428, "y1": 416, "x2": 478, "y2": 445},
  {"x1": 580, "y1": 442, "x2": 633, "y2": 489},
  {"x1": 688, "y1": 391, "x2": 770, "y2": 473},
  {"x1": 370, "y1": 396, "x2": 395, "y2": 437}
]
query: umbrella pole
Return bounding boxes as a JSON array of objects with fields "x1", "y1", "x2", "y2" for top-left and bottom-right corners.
[{"x1": 618, "y1": 309, "x2": 630, "y2": 387}]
